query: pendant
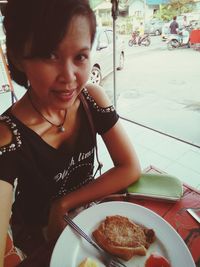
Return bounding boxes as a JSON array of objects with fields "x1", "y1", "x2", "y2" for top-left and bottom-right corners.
[{"x1": 58, "y1": 125, "x2": 65, "y2": 132}]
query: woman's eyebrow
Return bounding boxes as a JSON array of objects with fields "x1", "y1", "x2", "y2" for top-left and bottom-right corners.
[{"x1": 79, "y1": 46, "x2": 91, "y2": 52}]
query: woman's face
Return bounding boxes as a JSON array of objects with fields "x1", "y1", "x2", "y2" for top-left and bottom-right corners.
[{"x1": 22, "y1": 15, "x2": 92, "y2": 110}]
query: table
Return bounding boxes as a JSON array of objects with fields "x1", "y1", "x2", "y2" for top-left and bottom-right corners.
[
  {"x1": 105, "y1": 165, "x2": 200, "y2": 267},
  {"x1": 16, "y1": 165, "x2": 200, "y2": 267}
]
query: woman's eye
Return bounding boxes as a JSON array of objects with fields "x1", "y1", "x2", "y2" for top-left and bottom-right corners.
[
  {"x1": 76, "y1": 54, "x2": 88, "y2": 62},
  {"x1": 42, "y1": 52, "x2": 58, "y2": 61},
  {"x1": 49, "y1": 53, "x2": 58, "y2": 60},
  {"x1": 42, "y1": 52, "x2": 58, "y2": 62}
]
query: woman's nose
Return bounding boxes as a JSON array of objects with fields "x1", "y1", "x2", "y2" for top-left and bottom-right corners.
[{"x1": 58, "y1": 61, "x2": 77, "y2": 84}]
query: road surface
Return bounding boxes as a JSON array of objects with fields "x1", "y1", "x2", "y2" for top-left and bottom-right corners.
[{"x1": 102, "y1": 36, "x2": 200, "y2": 147}]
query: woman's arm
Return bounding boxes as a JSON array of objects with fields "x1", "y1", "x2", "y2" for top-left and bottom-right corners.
[
  {"x1": 0, "y1": 123, "x2": 14, "y2": 266},
  {"x1": 62, "y1": 120, "x2": 141, "y2": 208},
  {"x1": 0, "y1": 180, "x2": 13, "y2": 267},
  {"x1": 47, "y1": 85, "x2": 141, "y2": 240}
]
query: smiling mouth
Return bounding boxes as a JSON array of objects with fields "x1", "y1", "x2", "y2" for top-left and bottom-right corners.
[
  {"x1": 53, "y1": 89, "x2": 75, "y2": 95},
  {"x1": 52, "y1": 89, "x2": 76, "y2": 100},
  {"x1": 60, "y1": 90, "x2": 74, "y2": 95}
]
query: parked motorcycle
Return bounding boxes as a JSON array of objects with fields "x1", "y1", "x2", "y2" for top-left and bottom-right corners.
[
  {"x1": 167, "y1": 26, "x2": 191, "y2": 50},
  {"x1": 128, "y1": 31, "x2": 151, "y2": 47}
]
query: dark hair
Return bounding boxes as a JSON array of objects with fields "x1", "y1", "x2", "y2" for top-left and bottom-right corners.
[
  {"x1": 173, "y1": 16, "x2": 177, "y2": 20},
  {"x1": 3, "y1": 0, "x2": 96, "y2": 88}
]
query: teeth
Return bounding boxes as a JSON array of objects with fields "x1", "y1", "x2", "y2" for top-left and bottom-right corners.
[
  {"x1": 53, "y1": 89, "x2": 75, "y2": 98},
  {"x1": 65, "y1": 92, "x2": 73, "y2": 96}
]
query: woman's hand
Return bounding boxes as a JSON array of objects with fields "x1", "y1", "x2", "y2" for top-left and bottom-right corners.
[{"x1": 46, "y1": 198, "x2": 68, "y2": 242}]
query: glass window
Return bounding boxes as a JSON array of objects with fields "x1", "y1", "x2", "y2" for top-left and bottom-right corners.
[{"x1": 91, "y1": 1, "x2": 200, "y2": 149}]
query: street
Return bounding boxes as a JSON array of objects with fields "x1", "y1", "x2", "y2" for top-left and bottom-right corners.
[{"x1": 102, "y1": 35, "x2": 200, "y2": 147}]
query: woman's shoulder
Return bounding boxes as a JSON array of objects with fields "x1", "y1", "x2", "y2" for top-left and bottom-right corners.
[
  {"x1": 0, "y1": 115, "x2": 12, "y2": 146},
  {"x1": 82, "y1": 84, "x2": 119, "y2": 135},
  {"x1": 83, "y1": 83, "x2": 114, "y2": 110},
  {"x1": 0, "y1": 114, "x2": 22, "y2": 155}
]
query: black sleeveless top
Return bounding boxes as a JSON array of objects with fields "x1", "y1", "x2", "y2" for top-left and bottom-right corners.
[{"x1": 0, "y1": 89, "x2": 119, "y2": 227}]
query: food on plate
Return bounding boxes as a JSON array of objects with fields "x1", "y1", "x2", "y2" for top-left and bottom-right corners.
[
  {"x1": 92, "y1": 215, "x2": 155, "y2": 261},
  {"x1": 145, "y1": 252, "x2": 171, "y2": 267},
  {"x1": 78, "y1": 257, "x2": 99, "y2": 267}
]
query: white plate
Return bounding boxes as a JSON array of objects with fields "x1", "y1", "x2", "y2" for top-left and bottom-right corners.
[{"x1": 50, "y1": 201, "x2": 195, "y2": 267}]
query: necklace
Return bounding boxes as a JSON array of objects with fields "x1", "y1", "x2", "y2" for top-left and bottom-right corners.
[{"x1": 27, "y1": 90, "x2": 67, "y2": 132}]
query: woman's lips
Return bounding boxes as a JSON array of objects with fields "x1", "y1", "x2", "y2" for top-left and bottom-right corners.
[{"x1": 53, "y1": 90, "x2": 75, "y2": 101}]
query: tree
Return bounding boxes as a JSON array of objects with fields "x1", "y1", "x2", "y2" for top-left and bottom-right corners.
[{"x1": 154, "y1": 0, "x2": 195, "y2": 21}]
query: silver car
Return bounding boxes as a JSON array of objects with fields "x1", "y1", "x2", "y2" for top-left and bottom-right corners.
[{"x1": 89, "y1": 27, "x2": 125, "y2": 85}]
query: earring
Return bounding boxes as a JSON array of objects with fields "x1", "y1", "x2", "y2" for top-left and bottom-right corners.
[{"x1": 27, "y1": 80, "x2": 31, "y2": 89}]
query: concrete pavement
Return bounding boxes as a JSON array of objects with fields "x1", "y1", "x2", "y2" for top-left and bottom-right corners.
[{"x1": 102, "y1": 41, "x2": 200, "y2": 147}]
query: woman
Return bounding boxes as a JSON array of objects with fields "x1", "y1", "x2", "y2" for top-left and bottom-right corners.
[{"x1": 0, "y1": 0, "x2": 141, "y2": 265}]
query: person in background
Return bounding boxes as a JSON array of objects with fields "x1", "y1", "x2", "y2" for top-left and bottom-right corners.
[
  {"x1": 138, "y1": 22, "x2": 145, "y2": 43},
  {"x1": 169, "y1": 16, "x2": 179, "y2": 34},
  {"x1": 183, "y1": 15, "x2": 188, "y2": 28},
  {"x1": 0, "y1": 0, "x2": 141, "y2": 265}
]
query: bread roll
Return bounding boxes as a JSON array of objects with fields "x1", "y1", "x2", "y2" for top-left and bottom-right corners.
[{"x1": 93, "y1": 215, "x2": 155, "y2": 261}]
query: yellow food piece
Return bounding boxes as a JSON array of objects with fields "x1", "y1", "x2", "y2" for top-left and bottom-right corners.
[{"x1": 78, "y1": 257, "x2": 99, "y2": 267}]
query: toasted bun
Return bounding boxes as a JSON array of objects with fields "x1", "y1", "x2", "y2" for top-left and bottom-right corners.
[
  {"x1": 78, "y1": 257, "x2": 99, "y2": 267},
  {"x1": 93, "y1": 215, "x2": 155, "y2": 261}
]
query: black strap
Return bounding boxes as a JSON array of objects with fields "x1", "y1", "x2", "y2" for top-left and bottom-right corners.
[{"x1": 79, "y1": 91, "x2": 103, "y2": 175}]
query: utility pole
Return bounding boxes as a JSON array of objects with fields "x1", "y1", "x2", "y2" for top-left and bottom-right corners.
[
  {"x1": 143, "y1": 0, "x2": 147, "y2": 25},
  {"x1": 111, "y1": 0, "x2": 119, "y2": 109}
]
